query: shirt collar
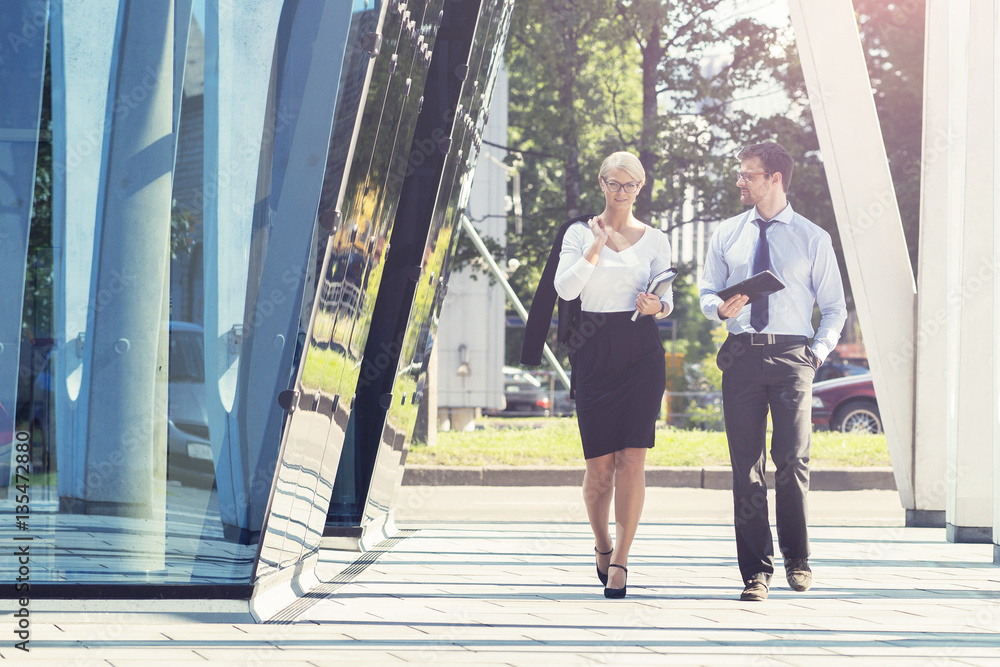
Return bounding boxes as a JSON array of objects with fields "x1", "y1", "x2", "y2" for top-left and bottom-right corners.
[{"x1": 750, "y1": 202, "x2": 793, "y2": 226}]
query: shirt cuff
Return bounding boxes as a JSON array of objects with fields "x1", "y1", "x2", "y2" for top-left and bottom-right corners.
[
  {"x1": 812, "y1": 341, "x2": 833, "y2": 365},
  {"x1": 702, "y1": 296, "x2": 724, "y2": 322}
]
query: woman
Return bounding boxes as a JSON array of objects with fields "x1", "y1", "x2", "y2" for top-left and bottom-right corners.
[{"x1": 553, "y1": 151, "x2": 672, "y2": 598}]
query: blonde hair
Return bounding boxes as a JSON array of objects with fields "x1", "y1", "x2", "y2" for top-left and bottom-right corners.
[{"x1": 599, "y1": 151, "x2": 645, "y2": 185}]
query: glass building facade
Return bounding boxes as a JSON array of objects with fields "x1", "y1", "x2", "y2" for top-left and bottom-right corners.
[{"x1": 0, "y1": 0, "x2": 512, "y2": 601}]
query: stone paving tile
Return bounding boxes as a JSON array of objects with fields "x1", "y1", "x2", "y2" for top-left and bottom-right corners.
[
  {"x1": 37, "y1": 623, "x2": 173, "y2": 642},
  {"x1": 154, "y1": 624, "x2": 293, "y2": 640},
  {"x1": 634, "y1": 655, "x2": 830, "y2": 666},
  {"x1": 107, "y1": 662, "x2": 320, "y2": 667},
  {"x1": 17, "y1": 646, "x2": 211, "y2": 662},
  {"x1": 15, "y1": 662, "x2": 129, "y2": 667},
  {"x1": 384, "y1": 657, "x2": 519, "y2": 666},
  {"x1": 407, "y1": 625, "x2": 557, "y2": 643}
]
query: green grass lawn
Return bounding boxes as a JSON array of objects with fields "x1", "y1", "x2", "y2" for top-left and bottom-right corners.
[{"x1": 407, "y1": 417, "x2": 891, "y2": 468}]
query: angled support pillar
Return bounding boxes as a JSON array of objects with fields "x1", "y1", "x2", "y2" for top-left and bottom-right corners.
[
  {"x1": 78, "y1": 0, "x2": 173, "y2": 539},
  {"x1": 230, "y1": 0, "x2": 353, "y2": 542},
  {"x1": 202, "y1": 0, "x2": 284, "y2": 539},
  {"x1": 50, "y1": 0, "x2": 120, "y2": 507},
  {"x1": 789, "y1": 0, "x2": 917, "y2": 510},
  {"x1": 949, "y1": 0, "x2": 995, "y2": 544},
  {"x1": 910, "y1": 0, "x2": 951, "y2": 528},
  {"x1": 172, "y1": 0, "x2": 193, "y2": 141},
  {"x1": 940, "y1": 0, "x2": 971, "y2": 544},
  {"x1": 995, "y1": 0, "x2": 1000, "y2": 563},
  {"x1": 0, "y1": 0, "x2": 49, "y2": 490}
]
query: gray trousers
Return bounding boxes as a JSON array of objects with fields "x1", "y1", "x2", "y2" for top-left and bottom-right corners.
[{"x1": 717, "y1": 334, "x2": 816, "y2": 582}]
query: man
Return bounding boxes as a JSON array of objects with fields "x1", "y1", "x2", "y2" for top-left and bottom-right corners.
[{"x1": 700, "y1": 142, "x2": 847, "y2": 601}]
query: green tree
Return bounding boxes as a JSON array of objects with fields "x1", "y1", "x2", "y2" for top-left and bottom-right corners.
[
  {"x1": 504, "y1": 0, "x2": 638, "y2": 316},
  {"x1": 506, "y1": 0, "x2": 627, "y2": 219},
  {"x1": 25, "y1": 41, "x2": 53, "y2": 340},
  {"x1": 616, "y1": 0, "x2": 782, "y2": 225}
]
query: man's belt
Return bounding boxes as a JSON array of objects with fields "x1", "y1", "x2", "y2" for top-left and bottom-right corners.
[{"x1": 731, "y1": 333, "x2": 808, "y2": 346}]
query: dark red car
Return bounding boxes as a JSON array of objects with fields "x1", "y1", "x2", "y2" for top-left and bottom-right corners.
[{"x1": 811, "y1": 373, "x2": 882, "y2": 433}]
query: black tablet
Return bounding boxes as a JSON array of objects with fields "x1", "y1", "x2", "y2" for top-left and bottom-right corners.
[{"x1": 716, "y1": 270, "x2": 786, "y2": 304}]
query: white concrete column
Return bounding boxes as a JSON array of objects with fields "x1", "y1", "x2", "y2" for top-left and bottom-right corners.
[
  {"x1": 910, "y1": 0, "x2": 952, "y2": 527},
  {"x1": 993, "y1": 0, "x2": 1000, "y2": 563},
  {"x1": 202, "y1": 0, "x2": 284, "y2": 539},
  {"x1": 788, "y1": 0, "x2": 917, "y2": 509},
  {"x1": 50, "y1": 0, "x2": 119, "y2": 505},
  {"x1": 949, "y1": 0, "x2": 994, "y2": 544},
  {"x1": 80, "y1": 0, "x2": 173, "y2": 557},
  {"x1": 437, "y1": 66, "x2": 508, "y2": 417},
  {"x1": 943, "y1": 1, "x2": 970, "y2": 545}
]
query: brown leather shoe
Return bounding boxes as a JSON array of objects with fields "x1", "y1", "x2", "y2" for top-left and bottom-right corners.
[
  {"x1": 740, "y1": 578, "x2": 769, "y2": 601},
  {"x1": 784, "y1": 558, "x2": 812, "y2": 591}
]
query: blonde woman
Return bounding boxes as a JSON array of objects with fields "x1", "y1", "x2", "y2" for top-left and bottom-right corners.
[{"x1": 553, "y1": 152, "x2": 673, "y2": 598}]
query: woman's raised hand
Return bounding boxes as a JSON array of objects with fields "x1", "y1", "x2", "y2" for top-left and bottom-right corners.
[{"x1": 588, "y1": 215, "x2": 609, "y2": 245}]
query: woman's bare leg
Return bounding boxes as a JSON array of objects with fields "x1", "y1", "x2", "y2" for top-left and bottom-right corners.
[
  {"x1": 608, "y1": 447, "x2": 647, "y2": 588},
  {"x1": 583, "y1": 453, "x2": 615, "y2": 574}
]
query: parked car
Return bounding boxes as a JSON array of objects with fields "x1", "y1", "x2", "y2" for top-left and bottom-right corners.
[
  {"x1": 484, "y1": 367, "x2": 551, "y2": 417},
  {"x1": 814, "y1": 361, "x2": 870, "y2": 384},
  {"x1": 552, "y1": 383, "x2": 575, "y2": 417},
  {"x1": 525, "y1": 370, "x2": 575, "y2": 417},
  {"x1": 811, "y1": 372, "x2": 881, "y2": 433},
  {"x1": 26, "y1": 322, "x2": 215, "y2": 487},
  {"x1": 166, "y1": 322, "x2": 215, "y2": 488}
]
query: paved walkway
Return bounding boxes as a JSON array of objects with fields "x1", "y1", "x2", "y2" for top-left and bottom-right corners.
[{"x1": 12, "y1": 487, "x2": 1000, "y2": 665}]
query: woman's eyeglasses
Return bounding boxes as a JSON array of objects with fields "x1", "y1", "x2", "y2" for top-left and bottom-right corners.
[{"x1": 603, "y1": 179, "x2": 641, "y2": 193}]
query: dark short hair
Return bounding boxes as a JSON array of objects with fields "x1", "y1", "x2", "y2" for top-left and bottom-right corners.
[{"x1": 738, "y1": 142, "x2": 794, "y2": 192}]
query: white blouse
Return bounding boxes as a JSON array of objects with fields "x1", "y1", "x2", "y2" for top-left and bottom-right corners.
[{"x1": 554, "y1": 221, "x2": 674, "y2": 314}]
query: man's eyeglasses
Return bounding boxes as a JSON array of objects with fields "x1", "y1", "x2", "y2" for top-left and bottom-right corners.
[
  {"x1": 736, "y1": 171, "x2": 771, "y2": 183},
  {"x1": 603, "y1": 179, "x2": 641, "y2": 193}
]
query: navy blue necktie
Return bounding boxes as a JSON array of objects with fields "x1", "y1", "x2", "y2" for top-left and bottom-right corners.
[{"x1": 750, "y1": 219, "x2": 773, "y2": 332}]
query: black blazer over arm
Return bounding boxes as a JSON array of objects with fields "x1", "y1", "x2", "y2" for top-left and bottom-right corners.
[{"x1": 520, "y1": 214, "x2": 592, "y2": 367}]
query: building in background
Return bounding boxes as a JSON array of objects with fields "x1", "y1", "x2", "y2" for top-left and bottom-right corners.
[{"x1": 435, "y1": 66, "x2": 509, "y2": 432}]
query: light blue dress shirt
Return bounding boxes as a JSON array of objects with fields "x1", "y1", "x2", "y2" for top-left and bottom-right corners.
[{"x1": 699, "y1": 204, "x2": 847, "y2": 362}]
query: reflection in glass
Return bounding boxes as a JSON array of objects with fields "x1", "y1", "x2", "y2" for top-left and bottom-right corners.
[
  {"x1": 326, "y1": 0, "x2": 515, "y2": 541},
  {"x1": 0, "y1": 0, "x2": 514, "y2": 598}
]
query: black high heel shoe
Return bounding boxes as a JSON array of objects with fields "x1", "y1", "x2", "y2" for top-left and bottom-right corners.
[
  {"x1": 604, "y1": 564, "x2": 628, "y2": 599},
  {"x1": 595, "y1": 546, "x2": 613, "y2": 585}
]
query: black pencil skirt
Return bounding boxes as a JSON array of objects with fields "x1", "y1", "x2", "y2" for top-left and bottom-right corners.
[{"x1": 572, "y1": 311, "x2": 666, "y2": 459}]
